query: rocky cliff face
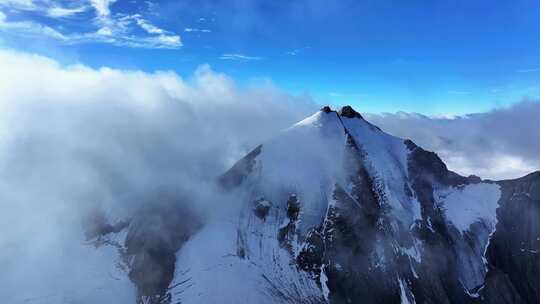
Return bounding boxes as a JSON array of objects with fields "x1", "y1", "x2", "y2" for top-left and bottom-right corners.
[
  {"x1": 482, "y1": 172, "x2": 540, "y2": 304},
  {"x1": 89, "y1": 106, "x2": 539, "y2": 304}
]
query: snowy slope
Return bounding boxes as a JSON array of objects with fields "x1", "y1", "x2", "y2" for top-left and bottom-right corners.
[
  {"x1": 341, "y1": 114, "x2": 420, "y2": 225},
  {"x1": 435, "y1": 183, "x2": 501, "y2": 234}
]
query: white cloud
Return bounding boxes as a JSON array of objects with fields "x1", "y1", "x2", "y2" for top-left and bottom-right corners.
[
  {"x1": 0, "y1": 11, "x2": 68, "y2": 40},
  {"x1": 0, "y1": 0, "x2": 87, "y2": 16},
  {"x1": 0, "y1": 0, "x2": 35, "y2": 10},
  {"x1": 47, "y1": 5, "x2": 89, "y2": 18},
  {"x1": 286, "y1": 49, "x2": 300, "y2": 56},
  {"x1": 285, "y1": 46, "x2": 310, "y2": 56},
  {"x1": 0, "y1": 0, "x2": 182, "y2": 49},
  {"x1": 518, "y1": 68, "x2": 540, "y2": 73},
  {"x1": 0, "y1": 49, "x2": 316, "y2": 302},
  {"x1": 184, "y1": 27, "x2": 211, "y2": 33},
  {"x1": 136, "y1": 17, "x2": 164, "y2": 34},
  {"x1": 219, "y1": 53, "x2": 262, "y2": 61},
  {"x1": 90, "y1": 0, "x2": 116, "y2": 17},
  {"x1": 366, "y1": 100, "x2": 540, "y2": 180}
]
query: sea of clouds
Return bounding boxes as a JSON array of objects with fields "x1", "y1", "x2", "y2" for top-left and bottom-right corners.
[{"x1": 0, "y1": 49, "x2": 538, "y2": 303}]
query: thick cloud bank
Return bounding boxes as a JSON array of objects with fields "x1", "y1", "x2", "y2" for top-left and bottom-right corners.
[
  {"x1": 0, "y1": 49, "x2": 316, "y2": 303},
  {"x1": 366, "y1": 100, "x2": 540, "y2": 180},
  {"x1": 0, "y1": 49, "x2": 538, "y2": 302}
]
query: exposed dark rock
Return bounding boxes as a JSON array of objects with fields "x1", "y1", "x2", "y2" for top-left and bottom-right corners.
[
  {"x1": 297, "y1": 135, "x2": 402, "y2": 303},
  {"x1": 286, "y1": 194, "x2": 300, "y2": 220},
  {"x1": 323, "y1": 185, "x2": 400, "y2": 304},
  {"x1": 481, "y1": 171, "x2": 540, "y2": 303},
  {"x1": 82, "y1": 207, "x2": 129, "y2": 240},
  {"x1": 405, "y1": 138, "x2": 478, "y2": 304},
  {"x1": 321, "y1": 106, "x2": 333, "y2": 113},
  {"x1": 253, "y1": 198, "x2": 271, "y2": 220},
  {"x1": 481, "y1": 268, "x2": 525, "y2": 304},
  {"x1": 218, "y1": 144, "x2": 262, "y2": 189},
  {"x1": 297, "y1": 229, "x2": 324, "y2": 276},
  {"x1": 124, "y1": 191, "x2": 201, "y2": 302},
  {"x1": 338, "y1": 105, "x2": 364, "y2": 119},
  {"x1": 278, "y1": 194, "x2": 300, "y2": 252},
  {"x1": 468, "y1": 175, "x2": 482, "y2": 184},
  {"x1": 406, "y1": 138, "x2": 468, "y2": 187}
]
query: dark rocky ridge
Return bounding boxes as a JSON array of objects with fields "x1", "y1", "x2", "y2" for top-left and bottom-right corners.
[
  {"x1": 481, "y1": 172, "x2": 540, "y2": 303},
  {"x1": 219, "y1": 144, "x2": 262, "y2": 189}
]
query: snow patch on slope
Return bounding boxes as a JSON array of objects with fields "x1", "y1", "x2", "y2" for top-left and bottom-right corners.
[
  {"x1": 341, "y1": 117, "x2": 417, "y2": 224},
  {"x1": 172, "y1": 209, "x2": 324, "y2": 303},
  {"x1": 435, "y1": 183, "x2": 501, "y2": 233},
  {"x1": 398, "y1": 277, "x2": 415, "y2": 304},
  {"x1": 320, "y1": 265, "x2": 330, "y2": 302},
  {"x1": 171, "y1": 221, "x2": 273, "y2": 303}
]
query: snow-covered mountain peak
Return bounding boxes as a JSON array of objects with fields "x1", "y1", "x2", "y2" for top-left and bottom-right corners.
[
  {"x1": 200, "y1": 107, "x2": 510, "y2": 304},
  {"x1": 292, "y1": 106, "x2": 342, "y2": 129},
  {"x1": 83, "y1": 106, "x2": 540, "y2": 304}
]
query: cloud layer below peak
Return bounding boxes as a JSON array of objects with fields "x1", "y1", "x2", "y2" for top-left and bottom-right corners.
[
  {"x1": 366, "y1": 101, "x2": 540, "y2": 180},
  {"x1": 0, "y1": 49, "x2": 316, "y2": 303}
]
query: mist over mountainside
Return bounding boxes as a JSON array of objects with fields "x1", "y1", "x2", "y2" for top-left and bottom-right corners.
[
  {"x1": 1, "y1": 0, "x2": 540, "y2": 302},
  {"x1": 74, "y1": 106, "x2": 540, "y2": 303},
  {"x1": 0, "y1": 51, "x2": 539, "y2": 304}
]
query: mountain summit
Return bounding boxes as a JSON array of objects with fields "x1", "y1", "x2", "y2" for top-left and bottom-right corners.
[{"x1": 91, "y1": 106, "x2": 540, "y2": 304}]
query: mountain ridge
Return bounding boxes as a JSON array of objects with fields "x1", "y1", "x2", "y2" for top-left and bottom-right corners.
[{"x1": 88, "y1": 106, "x2": 539, "y2": 304}]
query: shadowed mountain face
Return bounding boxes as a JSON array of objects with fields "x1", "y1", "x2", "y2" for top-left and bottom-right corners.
[
  {"x1": 482, "y1": 172, "x2": 540, "y2": 304},
  {"x1": 90, "y1": 106, "x2": 539, "y2": 304}
]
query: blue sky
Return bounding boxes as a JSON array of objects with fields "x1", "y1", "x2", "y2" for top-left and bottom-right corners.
[{"x1": 1, "y1": 0, "x2": 539, "y2": 114}]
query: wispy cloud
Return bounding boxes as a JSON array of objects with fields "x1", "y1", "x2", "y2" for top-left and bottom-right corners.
[
  {"x1": 90, "y1": 0, "x2": 116, "y2": 17},
  {"x1": 0, "y1": 0, "x2": 89, "y2": 17},
  {"x1": 0, "y1": 11, "x2": 68, "y2": 40},
  {"x1": 0, "y1": 0, "x2": 182, "y2": 49},
  {"x1": 285, "y1": 46, "x2": 310, "y2": 56},
  {"x1": 46, "y1": 5, "x2": 89, "y2": 18},
  {"x1": 366, "y1": 100, "x2": 540, "y2": 179},
  {"x1": 0, "y1": 0, "x2": 36, "y2": 10},
  {"x1": 184, "y1": 27, "x2": 211, "y2": 33},
  {"x1": 219, "y1": 53, "x2": 262, "y2": 61},
  {"x1": 286, "y1": 49, "x2": 300, "y2": 56},
  {"x1": 518, "y1": 68, "x2": 540, "y2": 73}
]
